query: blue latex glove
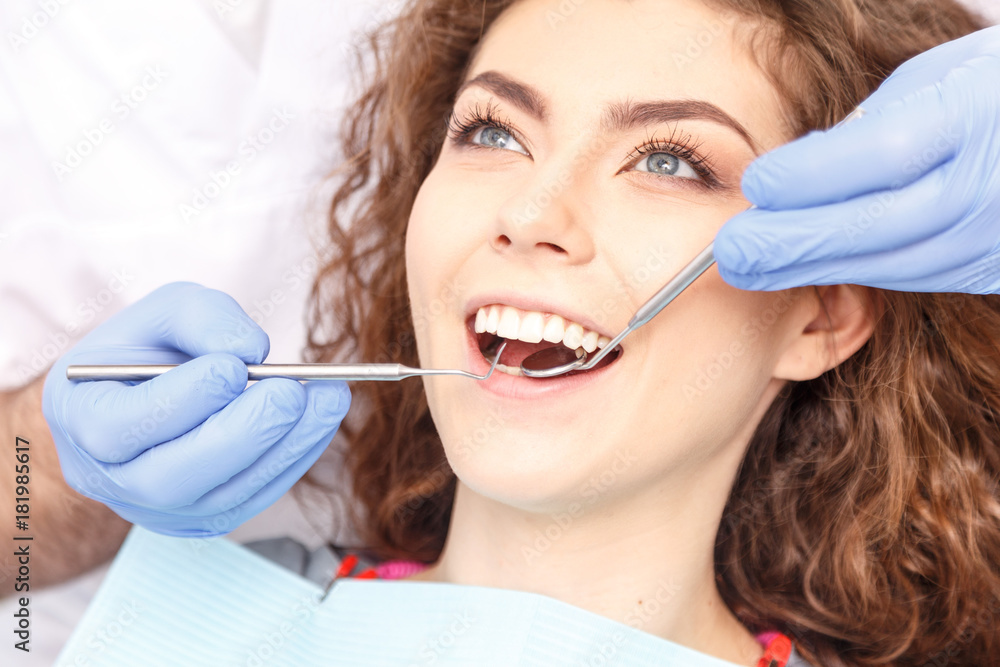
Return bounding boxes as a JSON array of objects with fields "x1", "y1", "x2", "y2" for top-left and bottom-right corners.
[
  {"x1": 715, "y1": 25, "x2": 1000, "y2": 293},
  {"x1": 42, "y1": 282, "x2": 351, "y2": 537}
]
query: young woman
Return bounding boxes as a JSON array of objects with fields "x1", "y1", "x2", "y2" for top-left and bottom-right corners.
[{"x1": 303, "y1": 0, "x2": 1000, "y2": 664}]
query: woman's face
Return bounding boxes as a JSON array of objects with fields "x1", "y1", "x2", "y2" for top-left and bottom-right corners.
[{"x1": 405, "y1": 0, "x2": 810, "y2": 512}]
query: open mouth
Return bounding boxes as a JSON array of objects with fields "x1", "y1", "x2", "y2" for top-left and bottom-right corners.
[{"x1": 468, "y1": 314, "x2": 624, "y2": 378}]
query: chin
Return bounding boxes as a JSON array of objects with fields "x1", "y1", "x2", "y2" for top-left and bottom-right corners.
[{"x1": 442, "y1": 427, "x2": 613, "y2": 514}]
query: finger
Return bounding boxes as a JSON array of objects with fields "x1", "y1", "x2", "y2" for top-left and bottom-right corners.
[
  {"x1": 106, "y1": 432, "x2": 333, "y2": 538},
  {"x1": 742, "y1": 86, "x2": 959, "y2": 210},
  {"x1": 49, "y1": 380, "x2": 347, "y2": 536},
  {"x1": 204, "y1": 436, "x2": 333, "y2": 536},
  {"x1": 63, "y1": 352, "x2": 249, "y2": 463},
  {"x1": 92, "y1": 282, "x2": 270, "y2": 364},
  {"x1": 717, "y1": 232, "x2": 980, "y2": 293},
  {"x1": 716, "y1": 163, "x2": 967, "y2": 276},
  {"x1": 162, "y1": 381, "x2": 350, "y2": 518},
  {"x1": 110, "y1": 378, "x2": 308, "y2": 510}
]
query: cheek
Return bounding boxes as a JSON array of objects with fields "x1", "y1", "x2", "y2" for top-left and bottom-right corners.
[
  {"x1": 632, "y1": 290, "x2": 797, "y2": 480},
  {"x1": 406, "y1": 179, "x2": 452, "y2": 360},
  {"x1": 646, "y1": 282, "x2": 801, "y2": 428},
  {"x1": 405, "y1": 166, "x2": 494, "y2": 364},
  {"x1": 406, "y1": 179, "x2": 453, "y2": 412},
  {"x1": 405, "y1": 182, "x2": 435, "y2": 303},
  {"x1": 405, "y1": 169, "x2": 468, "y2": 305}
]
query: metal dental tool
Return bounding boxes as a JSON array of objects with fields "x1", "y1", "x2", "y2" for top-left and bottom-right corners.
[
  {"x1": 67, "y1": 341, "x2": 508, "y2": 382},
  {"x1": 519, "y1": 107, "x2": 867, "y2": 379},
  {"x1": 519, "y1": 244, "x2": 716, "y2": 378}
]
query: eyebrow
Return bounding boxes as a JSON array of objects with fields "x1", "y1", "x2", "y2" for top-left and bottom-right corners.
[
  {"x1": 456, "y1": 70, "x2": 759, "y2": 154},
  {"x1": 458, "y1": 71, "x2": 548, "y2": 121},
  {"x1": 604, "y1": 99, "x2": 758, "y2": 153}
]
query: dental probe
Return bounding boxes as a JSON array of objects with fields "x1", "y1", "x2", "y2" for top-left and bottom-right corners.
[{"x1": 66, "y1": 341, "x2": 508, "y2": 383}]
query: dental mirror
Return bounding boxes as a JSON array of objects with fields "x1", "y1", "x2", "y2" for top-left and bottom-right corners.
[
  {"x1": 519, "y1": 345, "x2": 588, "y2": 377},
  {"x1": 519, "y1": 242, "x2": 717, "y2": 379}
]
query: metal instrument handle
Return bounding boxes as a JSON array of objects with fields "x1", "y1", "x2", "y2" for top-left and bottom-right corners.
[{"x1": 66, "y1": 363, "x2": 419, "y2": 382}]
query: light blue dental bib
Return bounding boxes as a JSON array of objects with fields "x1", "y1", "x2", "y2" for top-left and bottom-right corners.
[{"x1": 57, "y1": 527, "x2": 753, "y2": 667}]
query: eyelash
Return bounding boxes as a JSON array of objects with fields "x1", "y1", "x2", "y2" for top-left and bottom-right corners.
[
  {"x1": 625, "y1": 129, "x2": 718, "y2": 187},
  {"x1": 446, "y1": 102, "x2": 719, "y2": 188},
  {"x1": 447, "y1": 101, "x2": 520, "y2": 146}
]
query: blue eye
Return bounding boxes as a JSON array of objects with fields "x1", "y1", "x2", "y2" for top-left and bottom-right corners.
[
  {"x1": 632, "y1": 151, "x2": 701, "y2": 180},
  {"x1": 471, "y1": 125, "x2": 528, "y2": 155}
]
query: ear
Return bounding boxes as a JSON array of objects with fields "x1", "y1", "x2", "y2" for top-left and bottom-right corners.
[{"x1": 773, "y1": 285, "x2": 876, "y2": 382}]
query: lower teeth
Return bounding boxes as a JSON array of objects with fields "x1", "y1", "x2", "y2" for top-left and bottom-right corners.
[
  {"x1": 487, "y1": 350, "x2": 588, "y2": 378},
  {"x1": 478, "y1": 333, "x2": 612, "y2": 378},
  {"x1": 494, "y1": 363, "x2": 522, "y2": 377}
]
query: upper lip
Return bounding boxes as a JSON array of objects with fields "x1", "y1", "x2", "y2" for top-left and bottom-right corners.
[{"x1": 464, "y1": 292, "x2": 617, "y2": 339}]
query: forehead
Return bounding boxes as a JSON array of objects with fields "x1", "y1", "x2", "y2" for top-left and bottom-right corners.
[{"x1": 469, "y1": 0, "x2": 789, "y2": 149}]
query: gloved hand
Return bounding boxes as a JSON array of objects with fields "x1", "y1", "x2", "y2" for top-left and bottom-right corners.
[
  {"x1": 715, "y1": 25, "x2": 1000, "y2": 293},
  {"x1": 42, "y1": 282, "x2": 351, "y2": 537}
]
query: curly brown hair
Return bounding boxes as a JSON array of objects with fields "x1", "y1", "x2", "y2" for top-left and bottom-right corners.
[{"x1": 302, "y1": 1, "x2": 1000, "y2": 664}]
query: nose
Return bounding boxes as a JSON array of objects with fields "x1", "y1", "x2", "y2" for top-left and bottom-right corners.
[{"x1": 491, "y1": 171, "x2": 596, "y2": 264}]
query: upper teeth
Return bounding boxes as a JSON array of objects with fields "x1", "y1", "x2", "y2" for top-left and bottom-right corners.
[{"x1": 474, "y1": 305, "x2": 611, "y2": 354}]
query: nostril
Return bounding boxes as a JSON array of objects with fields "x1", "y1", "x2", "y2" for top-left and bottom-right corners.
[{"x1": 539, "y1": 242, "x2": 567, "y2": 254}]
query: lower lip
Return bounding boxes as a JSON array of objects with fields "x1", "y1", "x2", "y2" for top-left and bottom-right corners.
[{"x1": 464, "y1": 325, "x2": 621, "y2": 401}]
